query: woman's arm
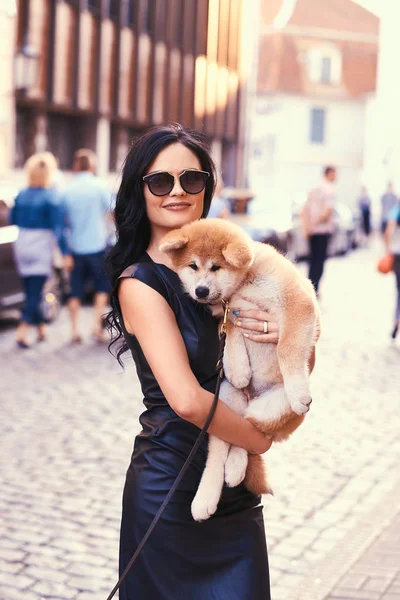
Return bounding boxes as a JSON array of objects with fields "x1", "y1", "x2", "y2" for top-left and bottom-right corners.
[
  {"x1": 9, "y1": 194, "x2": 20, "y2": 225},
  {"x1": 48, "y1": 193, "x2": 69, "y2": 256},
  {"x1": 119, "y1": 278, "x2": 272, "y2": 455}
]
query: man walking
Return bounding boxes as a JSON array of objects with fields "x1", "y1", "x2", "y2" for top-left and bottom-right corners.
[
  {"x1": 61, "y1": 149, "x2": 113, "y2": 343},
  {"x1": 380, "y1": 182, "x2": 397, "y2": 234},
  {"x1": 301, "y1": 166, "x2": 337, "y2": 295}
]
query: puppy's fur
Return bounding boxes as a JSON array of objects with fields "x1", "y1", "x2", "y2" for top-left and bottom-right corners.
[{"x1": 159, "y1": 219, "x2": 320, "y2": 521}]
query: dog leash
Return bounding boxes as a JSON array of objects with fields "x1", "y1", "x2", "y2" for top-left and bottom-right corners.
[{"x1": 106, "y1": 302, "x2": 229, "y2": 600}]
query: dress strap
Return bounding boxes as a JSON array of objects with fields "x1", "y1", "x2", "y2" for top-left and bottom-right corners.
[
  {"x1": 117, "y1": 262, "x2": 169, "y2": 301},
  {"x1": 119, "y1": 265, "x2": 137, "y2": 279}
]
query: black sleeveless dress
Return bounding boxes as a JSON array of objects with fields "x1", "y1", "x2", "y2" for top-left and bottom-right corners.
[{"x1": 118, "y1": 254, "x2": 270, "y2": 600}]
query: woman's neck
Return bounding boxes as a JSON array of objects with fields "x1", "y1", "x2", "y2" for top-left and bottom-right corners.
[{"x1": 147, "y1": 228, "x2": 175, "y2": 268}]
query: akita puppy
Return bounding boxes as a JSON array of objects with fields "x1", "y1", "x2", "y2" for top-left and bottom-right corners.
[{"x1": 159, "y1": 218, "x2": 320, "y2": 522}]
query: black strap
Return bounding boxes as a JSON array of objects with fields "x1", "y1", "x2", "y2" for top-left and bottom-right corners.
[{"x1": 106, "y1": 330, "x2": 227, "y2": 600}]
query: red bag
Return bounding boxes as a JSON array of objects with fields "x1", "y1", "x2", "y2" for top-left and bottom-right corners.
[{"x1": 377, "y1": 253, "x2": 394, "y2": 274}]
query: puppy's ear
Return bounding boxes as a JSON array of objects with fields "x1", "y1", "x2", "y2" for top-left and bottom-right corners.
[
  {"x1": 159, "y1": 230, "x2": 189, "y2": 254},
  {"x1": 222, "y1": 241, "x2": 254, "y2": 268}
]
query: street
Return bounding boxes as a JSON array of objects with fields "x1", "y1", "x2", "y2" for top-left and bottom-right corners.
[{"x1": 1, "y1": 238, "x2": 400, "y2": 600}]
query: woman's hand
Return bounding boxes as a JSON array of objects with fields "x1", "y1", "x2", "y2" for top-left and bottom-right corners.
[
  {"x1": 63, "y1": 254, "x2": 74, "y2": 271},
  {"x1": 230, "y1": 308, "x2": 279, "y2": 344}
]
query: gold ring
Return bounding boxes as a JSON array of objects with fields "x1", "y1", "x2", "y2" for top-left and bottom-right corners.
[{"x1": 263, "y1": 321, "x2": 268, "y2": 334}]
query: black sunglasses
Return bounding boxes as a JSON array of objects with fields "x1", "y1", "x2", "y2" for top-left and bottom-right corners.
[{"x1": 143, "y1": 169, "x2": 210, "y2": 197}]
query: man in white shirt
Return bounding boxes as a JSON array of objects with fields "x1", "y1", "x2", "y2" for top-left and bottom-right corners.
[
  {"x1": 301, "y1": 166, "x2": 337, "y2": 294},
  {"x1": 61, "y1": 149, "x2": 112, "y2": 343}
]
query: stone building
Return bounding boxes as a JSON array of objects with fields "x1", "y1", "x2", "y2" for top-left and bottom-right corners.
[
  {"x1": 250, "y1": 0, "x2": 378, "y2": 209},
  {"x1": 0, "y1": 1, "x2": 17, "y2": 178},
  {"x1": 5, "y1": 0, "x2": 253, "y2": 184}
]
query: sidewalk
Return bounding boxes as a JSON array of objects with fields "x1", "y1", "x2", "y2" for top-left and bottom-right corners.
[
  {"x1": 1, "y1": 238, "x2": 399, "y2": 600},
  {"x1": 296, "y1": 472, "x2": 400, "y2": 600}
]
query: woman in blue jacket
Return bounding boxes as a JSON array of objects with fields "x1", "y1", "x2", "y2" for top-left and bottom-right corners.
[{"x1": 10, "y1": 152, "x2": 66, "y2": 348}]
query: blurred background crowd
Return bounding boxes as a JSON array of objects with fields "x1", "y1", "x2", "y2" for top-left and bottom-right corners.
[{"x1": 1, "y1": 0, "x2": 400, "y2": 345}]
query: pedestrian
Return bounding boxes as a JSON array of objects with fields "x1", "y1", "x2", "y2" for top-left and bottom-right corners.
[
  {"x1": 384, "y1": 201, "x2": 400, "y2": 339},
  {"x1": 358, "y1": 186, "x2": 372, "y2": 242},
  {"x1": 301, "y1": 165, "x2": 337, "y2": 295},
  {"x1": 10, "y1": 152, "x2": 66, "y2": 348},
  {"x1": 106, "y1": 123, "x2": 295, "y2": 599},
  {"x1": 61, "y1": 149, "x2": 113, "y2": 344},
  {"x1": 380, "y1": 182, "x2": 397, "y2": 234}
]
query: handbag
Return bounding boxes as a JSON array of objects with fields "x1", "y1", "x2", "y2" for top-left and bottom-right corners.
[
  {"x1": 377, "y1": 253, "x2": 394, "y2": 274},
  {"x1": 105, "y1": 302, "x2": 230, "y2": 600}
]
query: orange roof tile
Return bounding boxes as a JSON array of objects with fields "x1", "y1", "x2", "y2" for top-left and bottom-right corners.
[
  {"x1": 261, "y1": 0, "x2": 284, "y2": 25},
  {"x1": 258, "y1": 0, "x2": 378, "y2": 97},
  {"x1": 257, "y1": 33, "x2": 303, "y2": 94},
  {"x1": 340, "y1": 41, "x2": 377, "y2": 95},
  {"x1": 261, "y1": 0, "x2": 379, "y2": 35},
  {"x1": 287, "y1": 0, "x2": 379, "y2": 35}
]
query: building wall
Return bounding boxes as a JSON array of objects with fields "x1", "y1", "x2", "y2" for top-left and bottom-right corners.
[
  {"x1": 254, "y1": 0, "x2": 378, "y2": 213},
  {"x1": 12, "y1": 0, "x2": 245, "y2": 184},
  {"x1": 0, "y1": 3, "x2": 17, "y2": 177},
  {"x1": 363, "y1": 0, "x2": 400, "y2": 198},
  {"x1": 249, "y1": 93, "x2": 366, "y2": 209}
]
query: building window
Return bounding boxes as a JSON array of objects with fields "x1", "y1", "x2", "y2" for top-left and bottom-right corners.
[
  {"x1": 308, "y1": 46, "x2": 342, "y2": 85},
  {"x1": 127, "y1": 0, "x2": 137, "y2": 27},
  {"x1": 310, "y1": 108, "x2": 325, "y2": 144},
  {"x1": 107, "y1": 0, "x2": 119, "y2": 20},
  {"x1": 143, "y1": 0, "x2": 152, "y2": 34},
  {"x1": 321, "y1": 57, "x2": 331, "y2": 83},
  {"x1": 87, "y1": 0, "x2": 98, "y2": 12}
]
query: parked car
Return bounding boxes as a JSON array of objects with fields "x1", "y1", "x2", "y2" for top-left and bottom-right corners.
[
  {"x1": 290, "y1": 196, "x2": 360, "y2": 260},
  {"x1": 0, "y1": 183, "x2": 61, "y2": 320},
  {"x1": 223, "y1": 188, "x2": 292, "y2": 254}
]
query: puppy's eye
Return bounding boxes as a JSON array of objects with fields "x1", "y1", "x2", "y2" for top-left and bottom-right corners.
[
  {"x1": 189, "y1": 263, "x2": 198, "y2": 271},
  {"x1": 211, "y1": 265, "x2": 221, "y2": 272}
]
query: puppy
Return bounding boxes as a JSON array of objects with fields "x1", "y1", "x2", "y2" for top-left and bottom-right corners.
[{"x1": 159, "y1": 218, "x2": 320, "y2": 521}]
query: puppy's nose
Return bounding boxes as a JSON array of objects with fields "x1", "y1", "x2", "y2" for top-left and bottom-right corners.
[{"x1": 195, "y1": 286, "x2": 209, "y2": 299}]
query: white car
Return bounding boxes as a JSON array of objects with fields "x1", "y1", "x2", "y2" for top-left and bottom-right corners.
[{"x1": 224, "y1": 190, "x2": 293, "y2": 254}]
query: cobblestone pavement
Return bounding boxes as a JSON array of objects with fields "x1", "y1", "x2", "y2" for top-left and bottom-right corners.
[
  {"x1": 324, "y1": 509, "x2": 400, "y2": 600},
  {"x1": 1, "y1": 237, "x2": 400, "y2": 600}
]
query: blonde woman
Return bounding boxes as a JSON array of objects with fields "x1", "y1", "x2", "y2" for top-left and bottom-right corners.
[{"x1": 10, "y1": 152, "x2": 66, "y2": 348}]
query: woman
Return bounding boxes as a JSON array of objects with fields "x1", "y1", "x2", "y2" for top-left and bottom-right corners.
[
  {"x1": 10, "y1": 152, "x2": 66, "y2": 348},
  {"x1": 107, "y1": 124, "x2": 312, "y2": 599},
  {"x1": 385, "y1": 202, "x2": 400, "y2": 339}
]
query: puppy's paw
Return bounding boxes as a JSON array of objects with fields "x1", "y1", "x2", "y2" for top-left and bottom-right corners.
[
  {"x1": 289, "y1": 396, "x2": 312, "y2": 415},
  {"x1": 225, "y1": 446, "x2": 248, "y2": 488},
  {"x1": 191, "y1": 489, "x2": 220, "y2": 522},
  {"x1": 225, "y1": 370, "x2": 251, "y2": 390}
]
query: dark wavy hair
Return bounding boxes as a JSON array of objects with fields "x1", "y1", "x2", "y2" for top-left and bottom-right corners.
[{"x1": 106, "y1": 123, "x2": 217, "y2": 365}]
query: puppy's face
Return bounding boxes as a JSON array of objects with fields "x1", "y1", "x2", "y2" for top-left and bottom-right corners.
[{"x1": 159, "y1": 220, "x2": 254, "y2": 304}]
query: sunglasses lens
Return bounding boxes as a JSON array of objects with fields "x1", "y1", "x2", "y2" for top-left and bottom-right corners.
[
  {"x1": 147, "y1": 172, "x2": 174, "y2": 196},
  {"x1": 180, "y1": 171, "x2": 208, "y2": 194}
]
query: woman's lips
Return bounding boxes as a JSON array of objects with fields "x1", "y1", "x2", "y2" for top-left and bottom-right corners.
[{"x1": 163, "y1": 203, "x2": 191, "y2": 211}]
